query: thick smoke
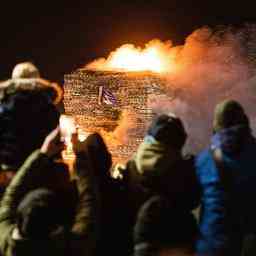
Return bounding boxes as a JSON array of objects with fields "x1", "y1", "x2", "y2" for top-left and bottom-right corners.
[
  {"x1": 85, "y1": 25, "x2": 256, "y2": 154},
  {"x1": 150, "y1": 25, "x2": 256, "y2": 153},
  {"x1": 112, "y1": 109, "x2": 138, "y2": 144}
]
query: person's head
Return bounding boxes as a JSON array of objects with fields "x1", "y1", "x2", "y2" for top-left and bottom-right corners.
[
  {"x1": 134, "y1": 196, "x2": 197, "y2": 256},
  {"x1": 84, "y1": 133, "x2": 112, "y2": 178},
  {"x1": 0, "y1": 90, "x2": 60, "y2": 170},
  {"x1": 0, "y1": 62, "x2": 62, "y2": 171},
  {"x1": 16, "y1": 188, "x2": 65, "y2": 239},
  {"x1": 147, "y1": 113, "x2": 187, "y2": 152},
  {"x1": 0, "y1": 62, "x2": 62, "y2": 105},
  {"x1": 213, "y1": 99, "x2": 249, "y2": 133}
]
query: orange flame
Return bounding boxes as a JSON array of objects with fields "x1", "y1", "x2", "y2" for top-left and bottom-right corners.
[{"x1": 86, "y1": 39, "x2": 176, "y2": 73}]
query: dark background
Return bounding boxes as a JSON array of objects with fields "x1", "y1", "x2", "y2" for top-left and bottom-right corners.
[{"x1": 0, "y1": 0, "x2": 256, "y2": 83}]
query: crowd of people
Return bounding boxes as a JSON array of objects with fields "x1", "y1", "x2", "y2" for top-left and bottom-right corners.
[{"x1": 0, "y1": 62, "x2": 255, "y2": 256}]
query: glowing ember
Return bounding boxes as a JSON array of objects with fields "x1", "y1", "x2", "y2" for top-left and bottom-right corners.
[{"x1": 86, "y1": 39, "x2": 175, "y2": 73}]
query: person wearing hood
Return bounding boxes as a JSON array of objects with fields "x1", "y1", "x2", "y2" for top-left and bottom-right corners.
[
  {"x1": 117, "y1": 113, "x2": 200, "y2": 256},
  {"x1": 0, "y1": 62, "x2": 63, "y2": 192},
  {"x1": 195, "y1": 99, "x2": 256, "y2": 256},
  {"x1": 0, "y1": 128, "x2": 98, "y2": 256}
]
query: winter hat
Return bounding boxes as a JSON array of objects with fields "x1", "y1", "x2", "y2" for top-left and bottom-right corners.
[
  {"x1": 0, "y1": 62, "x2": 62, "y2": 104},
  {"x1": 147, "y1": 113, "x2": 187, "y2": 150},
  {"x1": 213, "y1": 99, "x2": 249, "y2": 133}
]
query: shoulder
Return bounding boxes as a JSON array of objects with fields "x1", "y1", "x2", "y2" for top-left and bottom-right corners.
[
  {"x1": 195, "y1": 149, "x2": 221, "y2": 184},
  {"x1": 182, "y1": 153, "x2": 197, "y2": 165},
  {"x1": 195, "y1": 149, "x2": 214, "y2": 169},
  {"x1": 183, "y1": 150, "x2": 213, "y2": 172}
]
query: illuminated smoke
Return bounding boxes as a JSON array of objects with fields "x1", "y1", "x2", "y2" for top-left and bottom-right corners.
[
  {"x1": 86, "y1": 39, "x2": 176, "y2": 73},
  {"x1": 112, "y1": 109, "x2": 137, "y2": 144},
  {"x1": 150, "y1": 26, "x2": 256, "y2": 152},
  {"x1": 101, "y1": 108, "x2": 138, "y2": 149},
  {"x1": 85, "y1": 25, "x2": 256, "y2": 153}
]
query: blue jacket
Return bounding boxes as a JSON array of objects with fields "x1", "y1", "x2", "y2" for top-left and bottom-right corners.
[{"x1": 195, "y1": 126, "x2": 256, "y2": 256}]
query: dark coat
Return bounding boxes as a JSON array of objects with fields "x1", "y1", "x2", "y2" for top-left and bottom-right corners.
[
  {"x1": 121, "y1": 136, "x2": 200, "y2": 255},
  {"x1": 83, "y1": 133, "x2": 134, "y2": 256},
  {"x1": 0, "y1": 150, "x2": 97, "y2": 256}
]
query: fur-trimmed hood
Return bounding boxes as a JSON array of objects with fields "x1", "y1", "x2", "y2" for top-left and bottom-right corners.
[{"x1": 0, "y1": 62, "x2": 62, "y2": 104}]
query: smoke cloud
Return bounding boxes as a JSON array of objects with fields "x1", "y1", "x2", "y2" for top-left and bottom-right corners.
[
  {"x1": 112, "y1": 108, "x2": 138, "y2": 144},
  {"x1": 149, "y1": 25, "x2": 256, "y2": 152},
  {"x1": 86, "y1": 24, "x2": 256, "y2": 154}
]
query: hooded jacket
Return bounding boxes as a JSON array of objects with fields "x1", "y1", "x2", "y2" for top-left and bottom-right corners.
[
  {"x1": 120, "y1": 135, "x2": 200, "y2": 235},
  {"x1": 118, "y1": 135, "x2": 200, "y2": 256},
  {"x1": 196, "y1": 125, "x2": 256, "y2": 256},
  {"x1": 0, "y1": 149, "x2": 97, "y2": 256}
]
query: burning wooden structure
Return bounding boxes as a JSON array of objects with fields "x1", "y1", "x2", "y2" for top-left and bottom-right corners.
[{"x1": 63, "y1": 69, "x2": 169, "y2": 162}]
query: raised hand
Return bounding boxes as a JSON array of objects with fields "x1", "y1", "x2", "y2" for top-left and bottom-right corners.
[{"x1": 40, "y1": 127, "x2": 65, "y2": 157}]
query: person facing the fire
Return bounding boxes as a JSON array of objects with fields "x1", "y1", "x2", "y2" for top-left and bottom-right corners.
[
  {"x1": 80, "y1": 132, "x2": 134, "y2": 256},
  {"x1": 0, "y1": 127, "x2": 98, "y2": 256},
  {"x1": 0, "y1": 62, "x2": 63, "y2": 193},
  {"x1": 116, "y1": 113, "x2": 201, "y2": 256},
  {"x1": 195, "y1": 99, "x2": 256, "y2": 256}
]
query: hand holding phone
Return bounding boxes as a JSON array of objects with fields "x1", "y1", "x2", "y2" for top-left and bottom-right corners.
[{"x1": 40, "y1": 127, "x2": 65, "y2": 157}]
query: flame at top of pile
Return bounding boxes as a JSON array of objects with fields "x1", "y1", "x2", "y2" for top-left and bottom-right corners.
[{"x1": 86, "y1": 39, "x2": 176, "y2": 73}]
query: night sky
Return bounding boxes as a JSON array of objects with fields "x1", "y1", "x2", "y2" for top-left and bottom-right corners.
[{"x1": 0, "y1": 0, "x2": 256, "y2": 84}]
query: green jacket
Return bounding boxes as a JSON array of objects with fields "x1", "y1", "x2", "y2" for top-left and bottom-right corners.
[
  {"x1": 0, "y1": 150, "x2": 97, "y2": 256},
  {"x1": 122, "y1": 136, "x2": 200, "y2": 213}
]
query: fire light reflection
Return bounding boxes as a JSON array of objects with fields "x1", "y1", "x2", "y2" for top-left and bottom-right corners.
[{"x1": 59, "y1": 115, "x2": 89, "y2": 162}]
